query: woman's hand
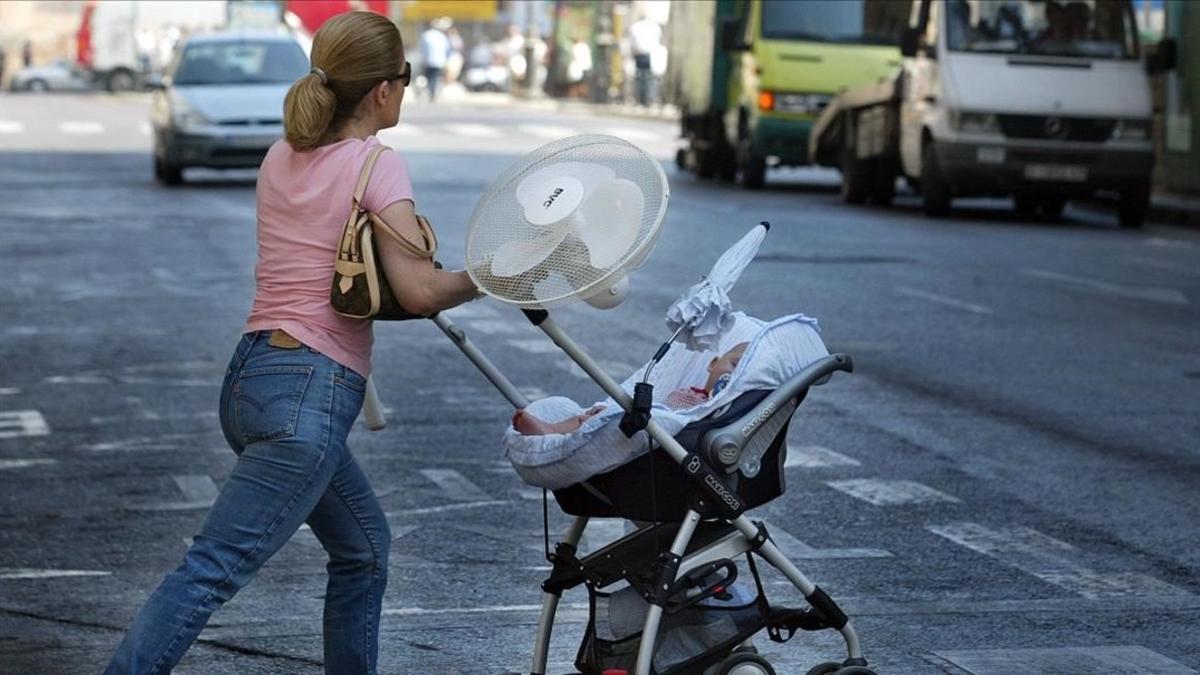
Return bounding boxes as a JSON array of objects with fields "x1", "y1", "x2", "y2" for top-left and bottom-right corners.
[{"x1": 375, "y1": 200, "x2": 480, "y2": 315}]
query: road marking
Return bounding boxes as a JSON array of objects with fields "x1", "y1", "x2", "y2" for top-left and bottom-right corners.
[
  {"x1": 462, "y1": 318, "x2": 520, "y2": 334},
  {"x1": 0, "y1": 459, "x2": 57, "y2": 470},
  {"x1": 173, "y1": 475, "x2": 218, "y2": 503},
  {"x1": 928, "y1": 522, "x2": 1192, "y2": 599},
  {"x1": 766, "y1": 521, "x2": 892, "y2": 559},
  {"x1": 60, "y1": 121, "x2": 104, "y2": 134},
  {"x1": 443, "y1": 303, "x2": 500, "y2": 320},
  {"x1": 418, "y1": 469, "x2": 491, "y2": 501},
  {"x1": 0, "y1": 410, "x2": 50, "y2": 439},
  {"x1": 0, "y1": 387, "x2": 19, "y2": 395},
  {"x1": 604, "y1": 126, "x2": 660, "y2": 142},
  {"x1": 518, "y1": 386, "x2": 549, "y2": 402},
  {"x1": 0, "y1": 120, "x2": 24, "y2": 134},
  {"x1": 0, "y1": 568, "x2": 112, "y2": 580},
  {"x1": 445, "y1": 123, "x2": 502, "y2": 138},
  {"x1": 784, "y1": 445, "x2": 860, "y2": 468},
  {"x1": 507, "y1": 338, "x2": 560, "y2": 354},
  {"x1": 378, "y1": 123, "x2": 420, "y2": 141},
  {"x1": 383, "y1": 602, "x2": 588, "y2": 616},
  {"x1": 1144, "y1": 237, "x2": 1197, "y2": 250},
  {"x1": 385, "y1": 499, "x2": 508, "y2": 517},
  {"x1": 390, "y1": 525, "x2": 420, "y2": 542},
  {"x1": 518, "y1": 124, "x2": 577, "y2": 140},
  {"x1": 827, "y1": 478, "x2": 961, "y2": 505},
  {"x1": 1021, "y1": 268, "x2": 1189, "y2": 306},
  {"x1": 896, "y1": 286, "x2": 993, "y2": 314},
  {"x1": 931, "y1": 645, "x2": 1198, "y2": 674},
  {"x1": 1127, "y1": 256, "x2": 1200, "y2": 278}
]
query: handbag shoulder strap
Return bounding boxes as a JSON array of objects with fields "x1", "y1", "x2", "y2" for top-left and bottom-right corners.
[{"x1": 353, "y1": 144, "x2": 389, "y2": 208}]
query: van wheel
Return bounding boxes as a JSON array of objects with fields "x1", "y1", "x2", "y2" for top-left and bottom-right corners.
[
  {"x1": 1013, "y1": 195, "x2": 1039, "y2": 219},
  {"x1": 1118, "y1": 184, "x2": 1149, "y2": 229},
  {"x1": 870, "y1": 162, "x2": 896, "y2": 206},
  {"x1": 154, "y1": 156, "x2": 183, "y2": 186},
  {"x1": 106, "y1": 68, "x2": 137, "y2": 92},
  {"x1": 740, "y1": 151, "x2": 766, "y2": 189},
  {"x1": 921, "y1": 142, "x2": 951, "y2": 216},
  {"x1": 1041, "y1": 197, "x2": 1066, "y2": 220},
  {"x1": 840, "y1": 148, "x2": 870, "y2": 204}
]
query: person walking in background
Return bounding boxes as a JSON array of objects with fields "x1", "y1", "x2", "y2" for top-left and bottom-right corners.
[
  {"x1": 567, "y1": 35, "x2": 592, "y2": 100},
  {"x1": 445, "y1": 25, "x2": 464, "y2": 84},
  {"x1": 628, "y1": 12, "x2": 662, "y2": 107},
  {"x1": 419, "y1": 17, "x2": 452, "y2": 101},
  {"x1": 21, "y1": 40, "x2": 32, "y2": 68},
  {"x1": 104, "y1": 11, "x2": 479, "y2": 675}
]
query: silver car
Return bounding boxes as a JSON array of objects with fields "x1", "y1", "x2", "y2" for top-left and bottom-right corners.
[
  {"x1": 10, "y1": 59, "x2": 92, "y2": 92},
  {"x1": 150, "y1": 32, "x2": 308, "y2": 185}
]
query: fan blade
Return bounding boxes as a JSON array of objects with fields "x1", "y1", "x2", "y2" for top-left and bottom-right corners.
[
  {"x1": 515, "y1": 162, "x2": 616, "y2": 209},
  {"x1": 490, "y1": 228, "x2": 570, "y2": 278},
  {"x1": 575, "y1": 178, "x2": 645, "y2": 269}
]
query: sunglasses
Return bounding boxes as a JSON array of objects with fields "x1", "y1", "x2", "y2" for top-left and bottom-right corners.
[{"x1": 389, "y1": 61, "x2": 412, "y2": 87}]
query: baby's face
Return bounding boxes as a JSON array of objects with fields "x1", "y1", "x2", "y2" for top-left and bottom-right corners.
[{"x1": 704, "y1": 342, "x2": 748, "y2": 393}]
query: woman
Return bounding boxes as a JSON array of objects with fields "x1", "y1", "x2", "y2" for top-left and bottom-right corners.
[{"x1": 105, "y1": 12, "x2": 478, "y2": 674}]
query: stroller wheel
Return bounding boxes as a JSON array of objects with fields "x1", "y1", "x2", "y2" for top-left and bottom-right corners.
[
  {"x1": 804, "y1": 663, "x2": 842, "y2": 675},
  {"x1": 714, "y1": 652, "x2": 776, "y2": 675}
]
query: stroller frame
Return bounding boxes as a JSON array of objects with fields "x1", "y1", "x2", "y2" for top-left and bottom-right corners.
[{"x1": 428, "y1": 309, "x2": 868, "y2": 675}]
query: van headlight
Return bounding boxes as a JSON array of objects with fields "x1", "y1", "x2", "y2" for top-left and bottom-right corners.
[
  {"x1": 1112, "y1": 119, "x2": 1150, "y2": 140},
  {"x1": 951, "y1": 111, "x2": 999, "y2": 134}
]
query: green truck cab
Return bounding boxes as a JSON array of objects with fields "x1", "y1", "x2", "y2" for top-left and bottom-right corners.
[{"x1": 667, "y1": 0, "x2": 910, "y2": 188}]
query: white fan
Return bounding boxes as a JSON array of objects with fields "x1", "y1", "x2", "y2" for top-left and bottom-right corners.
[{"x1": 466, "y1": 135, "x2": 669, "y2": 309}]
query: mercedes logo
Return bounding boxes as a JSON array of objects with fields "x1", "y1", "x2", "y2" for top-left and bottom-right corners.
[{"x1": 1044, "y1": 116, "x2": 1066, "y2": 138}]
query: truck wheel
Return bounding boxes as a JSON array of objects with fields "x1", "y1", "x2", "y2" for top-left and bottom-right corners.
[
  {"x1": 1041, "y1": 197, "x2": 1066, "y2": 220},
  {"x1": 1117, "y1": 185, "x2": 1149, "y2": 229},
  {"x1": 107, "y1": 69, "x2": 136, "y2": 92},
  {"x1": 921, "y1": 143, "x2": 951, "y2": 217},
  {"x1": 739, "y1": 151, "x2": 767, "y2": 189},
  {"x1": 1013, "y1": 195, "x2": 1039, "y2": 220},
  {"x1": 870, "y1": 161, "x2": 896, "y2": 206},
  {"x1": 695, "y1": 148, "x2": 717, "y2": 179},
  {"x1": 716, "y1": 144, "x2": 738, "y2": 183},
  {"x1": 840, "y1": 148, "x2": 870, "y2": 205}
]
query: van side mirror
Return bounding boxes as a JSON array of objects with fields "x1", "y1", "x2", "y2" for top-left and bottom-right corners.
[
  {"x1": 721, "y1": 18, "x2": 749, "y2": 52},
  {"x1": 1147, "y1": 38, "x2": 1177, "y2": 75},
  {"x1": 900, "y1": 27, "x2": 919, "y2": 57}
]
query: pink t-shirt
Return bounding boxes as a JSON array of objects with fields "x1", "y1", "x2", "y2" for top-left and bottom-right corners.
[{"x1": 245, "y1": 136, "x2": 413, "y2": 378}]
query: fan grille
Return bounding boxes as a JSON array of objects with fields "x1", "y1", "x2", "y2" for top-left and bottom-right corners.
[{"x1": 466, "y1": 135, "x2": 668, "y2": 308}]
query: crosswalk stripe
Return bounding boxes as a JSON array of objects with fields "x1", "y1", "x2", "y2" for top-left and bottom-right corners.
[
  {"x1": 443, "y1": 303, "x2": 500, "y2": 320},
  {"x1": 896, "y1": 286, "x2": 993, "y2": 314},
  {"x1": 929, "y1": 522, "x2": 1192, "y2": 599},
  {"x1": 765, "y1": 521, "x2": 892, "y2": 559},
  {"x1": 0, "y1": 410, "x2": 50, "y2": 439},
  {"x1": 0, "y1": 459, "x2": 57, "y2": 470},
  {"x1": 1021, "y1": 268, "x2": 1189, "y2": 306},
  {"x1": 172, "y1": 475, "x2": 218, "y2": 503},
  {"x1": 461, "y1": 319, "x2": 519, "y2": 334},
  {"x1": 0, "y1": 387, "x2": 19, "y2": 395},
  {"x1": 604, "y1": 126, "x2": 660, "y2": 142},
  {"x1": 445, "y1": 123, "x2": 502, "y2": 138},
  {"x1": 0, "y1": 568, "x2": 111, "y2": 580},
  {"x1": 827, "y1": 478, "x2": 960, "y2": 505},
  {"x1": 518, "y1": 124, "x2": 577, "y2": 140},
  {"x1": 60, "y1": 121, "x2": 104, "y2": 134},
  {"x1": 420, "y1": 468, "x2": 491, "y2": 501},
  {"x1": 0, "y1": 121, "x2": 24, "y2": 134},
  {"x1": 784, "y1": 445, "x2": 860, "y2": 468},
  {"x1": 507, "y1": 338, "x2": 559, "y2": 354},
  {"x1": 933, "y1": 645, "x2": 1198, "y2": 674},
  {"x1": 380, "y1": 123, "x2": 420, "y2": 137}
]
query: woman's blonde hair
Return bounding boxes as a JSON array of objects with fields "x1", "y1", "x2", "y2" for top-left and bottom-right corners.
[{"x1": 283, "y1": 11, "x2": 403, "y2": 151}]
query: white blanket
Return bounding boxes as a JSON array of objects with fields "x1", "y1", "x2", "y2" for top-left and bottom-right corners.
[{"x1": 505, "y1": 313, "x2": 828, "y2": 489}]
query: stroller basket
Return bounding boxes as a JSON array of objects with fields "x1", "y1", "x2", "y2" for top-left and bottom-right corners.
[{"x1": 553, "y1": 389, "x2": 796, "y2": 522}]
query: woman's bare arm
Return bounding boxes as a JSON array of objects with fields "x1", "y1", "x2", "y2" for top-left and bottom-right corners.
[{"x1": 374, "y1": 200, "x2": 479, "y2": 316}]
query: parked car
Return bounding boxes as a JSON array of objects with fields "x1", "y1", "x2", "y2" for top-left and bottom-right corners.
[
  {"x1": 150, "y1": 31, "x2": 308, "y2": 185},
  {"x1": 10, "y1": 59, "x2": 93, "y2": 92}
]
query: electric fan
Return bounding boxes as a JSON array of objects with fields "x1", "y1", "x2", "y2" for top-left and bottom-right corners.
[{"x1": 466, "y1": 135, "x2": 669, "y2": 309}]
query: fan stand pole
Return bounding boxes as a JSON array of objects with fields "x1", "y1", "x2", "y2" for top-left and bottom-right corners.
[{"x1": 432, "y1": 313, "x2": 531, "y2": 409}]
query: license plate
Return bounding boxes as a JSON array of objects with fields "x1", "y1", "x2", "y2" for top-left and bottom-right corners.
[{"x1": 1024, "y1": 164, "x2": 1087, "y2": 182}]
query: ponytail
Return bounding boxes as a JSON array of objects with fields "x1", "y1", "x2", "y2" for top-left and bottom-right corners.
[{"x1": 281, "y1": 11, "x2": 404, "y2": 152}]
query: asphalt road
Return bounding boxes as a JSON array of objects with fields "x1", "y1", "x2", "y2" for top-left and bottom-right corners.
[{"x1": 1, "y1": 91, "x2": 1198, "y2": 675}]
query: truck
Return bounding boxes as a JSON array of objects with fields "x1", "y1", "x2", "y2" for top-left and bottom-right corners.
[
  {"x1": 809, "y1": 0, "x2": 1177, "y2": 228},
  {"x1": 665, "y1": 0, "x2": 912, "y2": 189}
]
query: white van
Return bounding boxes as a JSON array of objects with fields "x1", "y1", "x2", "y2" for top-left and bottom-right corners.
[{"x1": 897, "y1": 0, "x2": 1173, "y2": 227}]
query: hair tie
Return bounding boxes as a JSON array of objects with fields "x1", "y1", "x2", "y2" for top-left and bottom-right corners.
[{"x1": 310, "y1": 67, "x2": 328, "y2": 85}]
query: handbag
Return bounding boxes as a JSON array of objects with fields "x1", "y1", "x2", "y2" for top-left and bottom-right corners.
[{"x1": 331, "y1": 145, "x2": 438, "y2": 320}]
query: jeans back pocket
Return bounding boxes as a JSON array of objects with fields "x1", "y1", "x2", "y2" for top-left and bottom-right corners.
[{"x1": 233, "y1": 365, "x2": 314, "y2": 444}]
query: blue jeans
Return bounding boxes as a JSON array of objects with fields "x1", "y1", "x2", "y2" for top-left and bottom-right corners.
[{"x1": 106, "y1": 331, "x2": 390, "y2": 675}]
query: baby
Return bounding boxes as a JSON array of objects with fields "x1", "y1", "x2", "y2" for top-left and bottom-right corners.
[{"x1": 512, "y1": 342, "x2": 749, "y2": 435}]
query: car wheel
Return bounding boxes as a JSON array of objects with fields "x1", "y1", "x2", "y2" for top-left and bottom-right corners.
[
  {"x1": 921, "y1": 142, "x2": 952, "y2": 217},
  {"x1": 1013, "y1": 195, "x2": 1039, "y2": 219},
  {"x1": 28, "y1": 79, "x2": 49, "y2": 93},
  {"x1": 1041, "y1": 196, "x2": 1067, "y2": 220},
  {"x1": 107, "y1": 69, "x2": 136, "y2": 92},
  {"x1": 154, "y1": 156, "x2": 183, "y2": 186},
  {"x1": 1118, "y1": 184, "x2": 1149, "y2": 229}
]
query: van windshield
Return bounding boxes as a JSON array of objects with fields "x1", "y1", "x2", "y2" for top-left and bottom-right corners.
[
  {"x1": 760, "y1": 0, "x2": 910, "y2": 46},
  {"x1": 945, "y1": 0, "x2": 1138, "y2": 59}
]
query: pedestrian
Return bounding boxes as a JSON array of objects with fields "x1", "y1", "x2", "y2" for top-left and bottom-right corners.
[
  {"x1": 445, "y1": 25, "x2": 464, "y2": 84},
  {"x1": 104, "y1": 11, "x2": 480, "y2": 675},
  {"x1": 628, "y1": 13, "x2": 662, "y2": 106},
  {"x1": 567, "y1": 35, "x2": 592, "y2": 99},
  {"x1": 419, "y1": 17, "x2": 452, "y2": 101},
  {"x1": 21, "y1": 40, "x2": 32, "y2": 68}
]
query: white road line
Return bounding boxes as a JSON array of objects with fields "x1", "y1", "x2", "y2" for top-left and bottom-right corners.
[
  {"x1": 379, "y1": 123, "x2": 420, "y2": 137},
  {"x1": 0, "y1": 459, "x2": 57, "y2": 470},
  {"x1": 418, "y1": 469, "x2": 491, "y2": 501},
  {"x1": 932, "y1": 645, "x2": 1198, "y2": 674},
  {"x1": 461, "y1": 318, "x2": 521, "y2": 335},
  {"x1": 896, "y1": 286, "x2": 993, "y2": 314},
  {"x1": 0, "y1": 410, "x2": 50, "y2": 439},
  {"x1": 60, "y1": 121, "x2": 104, "y2": 134},
  {"x1": 1021, "y1": 268, "x2": 1189, "y2": 306},
  {"x1": 784, "y1": 445, "x2": 860, "y2": 468},
  {"x1": 0, "y1": 568, "x2": 112, "y2": 580},
  {"x1": 765, "y1": 521, "x2": 892, "y2": 559},
  {"x1": 1126, "y1": 256, "x2": 1200, "y2": 278},
  {"x1": 383, "y1": 602, "x2": 588, "y2": 616},
  {"x1": 518, "y1": 124, "x2": 577, "y2": 140},
  {"x1": 445, "y1": 123, "x2": 502, "y2": 138},
  {"x1": 0, "y1": 120, "x2": 24, "y2": 134},
  {"x1": 0, "y1": 387, "x2": 19, "y2": 395},
  {"x1": 1144, "y1": 237, "x2": 1198, "y2": 250},
  {"x1": 517, "y1": 386, "x2": 549, "y2": 402},
  {"x1": 385, "y1": 499, "x2": 508, "y2": 517},
  {"x1": 929, "y1": 522, "x2": 1192, "y2": 599},
  {"x1": 506, "y1": 338, "x2": 560, "y2": 354},
  {"x1": 390, "y1": 525, "x2": 420, "y2": 542},
  {"x1": 173, "y1": 475, "x2": 218, "y2": 503},
  {"x1": 827, "y1": 478, "x2": 961, "y2": 505},
  {"x1": 604, "y1": 126, "x2": 660, "y2": 142},
  {"x1": 443, "y1": 303, "x2": 500, "y2": 320}
]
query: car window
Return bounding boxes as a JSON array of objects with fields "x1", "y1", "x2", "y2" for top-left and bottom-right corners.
[{"x1": 172, "y1": 40, "x2": 308, "y2": 85}]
